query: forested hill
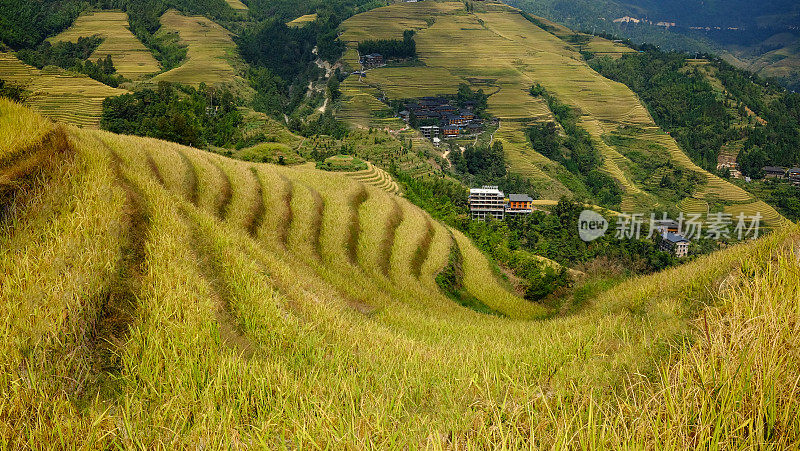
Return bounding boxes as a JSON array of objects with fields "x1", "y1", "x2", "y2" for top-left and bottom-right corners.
[{"x1": 506, "y1": 0, "x2": 800, "y2": 91}]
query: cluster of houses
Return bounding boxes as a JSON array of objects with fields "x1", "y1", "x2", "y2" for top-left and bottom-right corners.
[
  {"x1": 359, "y1": 53, "x2": 384, "y2": 69},
  {"x1": 399, "y1": 97, "x2": 484, "y2": 142},
  {"x1": 468, "y1": 186, "x2": 535, "y2": 220},
  {"x1": 762, "y1": 166, "x2": 800, "y2": 184}
]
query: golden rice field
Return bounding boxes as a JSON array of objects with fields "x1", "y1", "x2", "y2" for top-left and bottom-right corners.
[
  {"x1": 336, "y1": 77, "x2": 405, "y2": 129},
  {"x1": 151, "y1": 10, "x2": 245, "y2": 89},
  {"x1": 286, "y1": 13, "x2": 317, "y2": 27},
  {"x1": 223, "y1": 0, "x2": 248, "y2": 11},
  {"x1": 2, "y1": 100, "x2": 799, "y2": 447},
  {"x1": 0, "y1": 52, "x2": 127, "y2": 128},
  {"x1": 50, "y1": 10, "x2": 160, "y2": 80},
  {"x1": 344, "y1": 161, "x2": 401, "y2": 195}
]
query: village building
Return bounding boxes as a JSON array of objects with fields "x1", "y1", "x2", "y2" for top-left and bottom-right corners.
[
  {"x1": 469, "y1": 186, "x2": 505, "y2": 220},
  {"x1": 505, "y1": 194, "x2": 534, "y2": 215},
  {"x1": 400, "y1": 96, "x2": 485, "y2": 141},
  {"x1": 420, "y1": 125, "x2": 440, "y2": 140},
  {"x1": 442, "y1": 126, "x2": 460, "y2": 137},
  {"x1": 660, "y1": 232, "x2": 690, "y2": 258},
  {"x1": 360, "y1": 53, "x2": 384, "y2": 68},
  {"x1": 789, "y1": 168, "x2": 800, "y2": 185},
  {"x1": 763, "y1": 166, "x2": 787, "y2": 179},
  {"x1": 654, "y1": 219, "x2": 680, "y2": 235}
]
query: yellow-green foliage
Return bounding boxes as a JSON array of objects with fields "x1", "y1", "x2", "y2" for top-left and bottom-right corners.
[
  {"x1": 151, "y1": 10, "x2": 246, "y2": 90},
  {"x1": 0, "y1": 99, "x2": 53, "y2": 159},
  {"x1": 50, "y1": 11, "x2": 160, "y2": 80},
  {"x1": 0, "y1": 52, "x2": 127, "y2": 128},
  {"x1": 2, "y1": 89, "x2": 799, "y2": 448}
]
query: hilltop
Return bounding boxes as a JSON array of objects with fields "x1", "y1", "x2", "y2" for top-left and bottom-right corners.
[{"x1": 505, "y1": 0, "x2": 800, "y2": 91}]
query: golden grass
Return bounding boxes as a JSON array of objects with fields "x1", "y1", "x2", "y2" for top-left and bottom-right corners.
[
  {"x1": 50, "y1": 10, "x2": 160, "y2": 80},
  {"x1": 2, "y1": 101, "x2": 800, "y2": 448},
  {"x1": 0, "y1": 99, "x2": 53, "y2": 159},
  {"x1": 222, "y1": 0, "x2": 248, "y2": 11}
]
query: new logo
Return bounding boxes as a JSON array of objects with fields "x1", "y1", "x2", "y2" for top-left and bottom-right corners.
[{"x1": 578, "y1": 210, "x2": 608, "y2": 242}]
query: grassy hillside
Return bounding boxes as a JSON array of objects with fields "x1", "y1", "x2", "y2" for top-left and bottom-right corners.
[
  {"x1": 49, "y1": 10, "x2": 161, "y2": 80},
  {"x1": 2, "y1": 99, "x2": 799, "y2": 447},
  {"x1": 337, "y1": 2, "x2": 784, "y2": 225}
]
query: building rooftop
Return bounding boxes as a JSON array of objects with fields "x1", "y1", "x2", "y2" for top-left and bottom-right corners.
[
  {"x1": 663, "y1": 232, "x2": 689, "y2": 244},
  {"x1": 763, "y1": 166, "x2": 787, "y2": 172},
  {"x1": 509, "y1": 194, "x2": 534, "y2": 202},
  {"x1": 470, "y1": 186, "x2": 504, "y2": 196}
]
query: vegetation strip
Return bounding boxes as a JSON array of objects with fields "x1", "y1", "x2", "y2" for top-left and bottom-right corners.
[
  {"x1": 177, "y1": 150, "x2": 199, "y2": 206},
  {"x1": 379, "y1": 199, "x2": 404, "y2": 275},
  {"x1": 146, "y1": 153, "x2": 165, "y2": 187},
  {"x1": 211, "y1": 160, "x2": 233, "y2": 220},
  {"x1": 95, "y1": 148, "x2": 150, "y2": 384},
  {"x1": 346, "y1": 187, "x2": 369, "y2": 265},
  {"x1": 245, "y1": 167, "x2": 266, "y2": 237},
  {"x1": 410, "y1": 218, "x2": 435, "y2": 279},
  {"x1": 309, "y1": 187, "x2": 326, "y2": 259},
  {"x1": 278, "y1": 175, "x2": 294, "y2": 248},
  {"x1": 187, "y1": 217, "x2": 255, "y2": 360},
  {"x1": 0, "y1": 127, "x2": 73, "y2": 222}
]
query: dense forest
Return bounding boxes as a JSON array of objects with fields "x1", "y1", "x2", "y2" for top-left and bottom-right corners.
[
  {"x1": 16, "y1": 37, "x2": 124, "y2": 87},
  {"x1": 357, "y1": 30, "x2": 417, "y2": 60},
  {"x1": 101, "y1": 82, "x2": 242, "y2": 148},
  {"x1": 591, "y1": 49, "x2": 800, "y2": 177}
]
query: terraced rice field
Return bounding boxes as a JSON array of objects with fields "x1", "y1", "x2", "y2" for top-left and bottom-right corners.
[
  {"x1": 287, "y1": 13, "x2": 317, "y2": 27},
  {"x1": 493, "y1": 122, "x2": 571, "y2": 200},
  {"x1": 344, "y1": 161, "x2": 401, "y2": 195},
  {"x1": 337, "y1": 77, "x2": 405, "y2": 129},
  {"x1": 0, "y1": 52, "x2": 127, "y2": 128},
  {"x1": 677, "y1": 197, "x2": 709, "y2": 214},
  {"x1": 4, "y1": 100, "x2": 800, "y2": 447},
  {"x1": 223, "y1": 0, "x2": 248, "y2": 11},
  {"x1": 151, "y1": 10, "x2": 244, "y2": 88},
  {"x1": 50, "y1": 11, "x2": 160, "y2": 80}
]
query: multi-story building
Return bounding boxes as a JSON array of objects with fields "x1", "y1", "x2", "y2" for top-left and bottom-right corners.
[
  {"x1": 469, "y1": 186, "x2": 505, "y2": 220},
  {"x1": 505, "y1": 194, "x2": 533, "y2": 215},
  {"x1": 660, "y1": 232, "x2": 690, "y2": 258},
  {"x1": 420, "y1": 125, "x2": 440, "y2": 140}
]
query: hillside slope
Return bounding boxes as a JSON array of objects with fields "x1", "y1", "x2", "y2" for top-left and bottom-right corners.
[
  {"x1": 2, "y1": 101, "x2": 799, "y2": 447},
  {"x1": 338, "y1": 2, "x2": 783, "y2": 225}
]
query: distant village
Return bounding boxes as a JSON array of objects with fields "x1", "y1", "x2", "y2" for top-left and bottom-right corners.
[
  {"x1": 762, "y1": 166, "x2": 800, "y2": 184},
  {"x1": 399, "y1": 96, "x2": 488, "y2": 144}
]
